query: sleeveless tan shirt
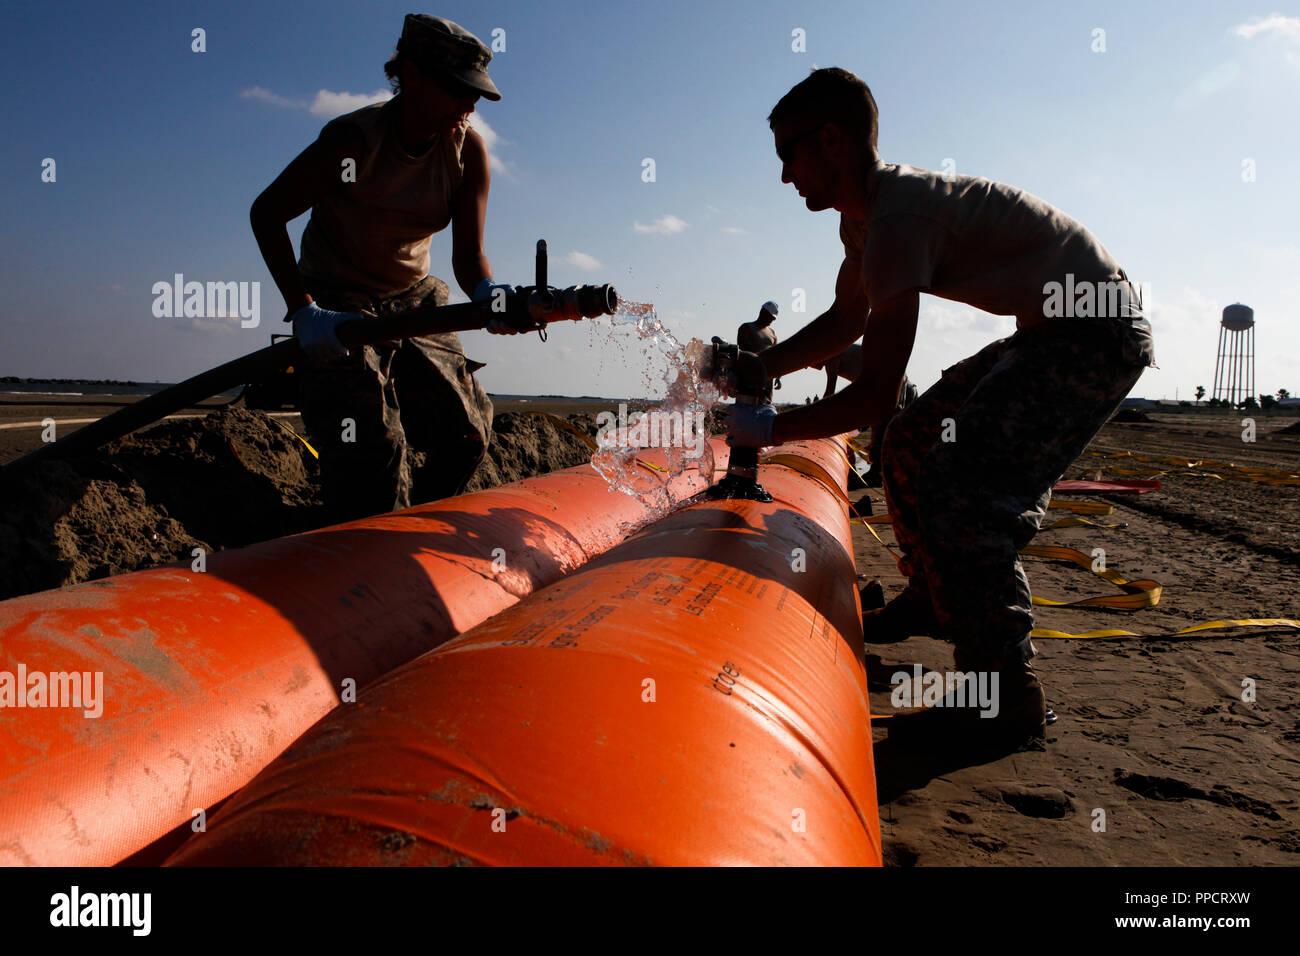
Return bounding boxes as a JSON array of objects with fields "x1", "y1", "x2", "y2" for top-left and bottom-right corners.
[{"x1": 298, "y1": 96, "x2": 467, "y2": 296}]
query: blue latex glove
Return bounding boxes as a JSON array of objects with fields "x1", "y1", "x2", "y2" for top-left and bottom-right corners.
[
  {"x1": 474, "y1": 278, "x2": 519, "y2": 334},
  {"x1": 291, "y1": 302, "x2": 356, "y2": 362},
  {"x1": 725, "y1": 403, "x2": 777, "y2": 447}
]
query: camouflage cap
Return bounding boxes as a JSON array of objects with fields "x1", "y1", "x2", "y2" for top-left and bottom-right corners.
[{"x1": 397, "y1": 14, "x2": 501, "y2": 101}]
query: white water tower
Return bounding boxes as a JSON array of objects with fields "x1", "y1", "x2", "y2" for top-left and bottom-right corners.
[{"x1": 1212, "y1": 303, "x2": 1255, "y2": 407}]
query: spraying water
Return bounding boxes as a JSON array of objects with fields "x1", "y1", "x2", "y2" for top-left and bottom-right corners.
[{"x1": 588, "y1": 301, "x2": 723, "y2": 512}]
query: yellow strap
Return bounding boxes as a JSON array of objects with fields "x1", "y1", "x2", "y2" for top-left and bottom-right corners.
[
  {"x1": 271, "y1": 417, "x2": 319, "y2": 460},
  {"x1": 528, "y1": 411, "x2": 598, "y2": 451},
  {"x1": 1041, "y1": 516, "x2": 1127, "y2": 529},
  {"x1": 1034, "y1": 619, "x2": 1300, "y2": 640},
  {"x1": 1086, "y1": 448, "x2": 1300, "y2": 486},
  {"x1": 1048, "y1": 500, "x2": 1113, "y2": 515},
  {"x1": 836, "y1": 444, "x2": 1294, "y2": 642},
  {"x1": 1020, "y1": 543, "x2": 1161, "y2": 609}
]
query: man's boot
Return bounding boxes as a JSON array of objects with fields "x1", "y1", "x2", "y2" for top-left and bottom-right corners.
[
  {"x1": 886, "y1": 647, "x2": 1048, "y2": 752},
  {"x1": 862, "y1": 584, "x2": 939, "y2": 644}
]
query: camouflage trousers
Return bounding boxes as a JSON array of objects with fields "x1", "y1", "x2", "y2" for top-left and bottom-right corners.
[
  {"x1": 296, "y1": 274, "x2": 494, "y2": 522},
  {"x1": 881, "y1": 317, "x2": 1155, "y2": 666}
]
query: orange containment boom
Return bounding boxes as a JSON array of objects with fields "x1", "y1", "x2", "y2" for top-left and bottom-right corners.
[
  {"x1": 0, "y1": 443, "x2": 725, "y2": 866},
  {"x1": 168, "y1": 438, "x2": 879, "y2": 866}
]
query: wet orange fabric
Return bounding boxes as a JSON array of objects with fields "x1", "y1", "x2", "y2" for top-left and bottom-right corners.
[
  {"x1": 0, "y1": 444, "x2": 724, "y2": 866},
  {"x1": 169, "y1": 438, "x2": 880, "y2": 866}
]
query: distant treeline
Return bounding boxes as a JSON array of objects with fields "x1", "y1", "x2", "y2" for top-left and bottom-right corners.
[{"x1": 1, "y1": 376, "x2": 145, "y2": 387}]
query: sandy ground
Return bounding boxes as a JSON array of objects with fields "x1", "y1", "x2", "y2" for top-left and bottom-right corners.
[
  {"x1": 856, "y1": 412, "x2": 1300, "y2": 865},
  {"x1": 3, "y1": 394, "x2": 1297, "y2": 865}
]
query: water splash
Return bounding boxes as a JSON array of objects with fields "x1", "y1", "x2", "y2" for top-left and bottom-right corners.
[{"x1": 587, "y1": 301, "x2": 723, "y2": 513}]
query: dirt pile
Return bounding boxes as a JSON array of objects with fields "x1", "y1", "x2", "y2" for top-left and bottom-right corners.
[
  {"x1": 0, "y1": 407, "x2": 323, "y2": 600},
  {"x1": 0, "y1": 408, "x2": 601, "y2": 601},
  {"x1": 1276, "y1": 419, "x2": 1300, "y2": 435},
  {"x1": 464, "y1": 412, "x2": 597, "y2": 492}
]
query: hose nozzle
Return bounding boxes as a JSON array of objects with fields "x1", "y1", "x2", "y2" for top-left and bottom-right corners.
[{"x1": 526, "y1": 283, "x2": 619, "y2": 322}]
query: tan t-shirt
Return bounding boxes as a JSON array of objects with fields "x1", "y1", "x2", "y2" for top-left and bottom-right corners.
[
  {"x1": 839, "y1": 163, "x2": 1135, "y2": 327},
  {"x1": 298, "y1": 97, "x2": 466, "y2": 297}
]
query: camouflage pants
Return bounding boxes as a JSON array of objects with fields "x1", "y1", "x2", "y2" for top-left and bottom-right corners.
[
  {"x1": 881, "y1": 317, "x2": 1155, "y2": 666},
  {"x1": 296, "y1": 274, "x2": 494, "y2": 522}
]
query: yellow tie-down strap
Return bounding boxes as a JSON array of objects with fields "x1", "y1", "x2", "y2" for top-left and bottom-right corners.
[
  {"x1": 1021, "y1": 545, "x2": 1299, "y2": 640},
  {"x1": 1020, "y1": 544, "x2": 1162, "y2": 610},
  {"x1": 1041, "y1": 499, "x2": 1126, "y2": 528},
  {"x1": 1049, "y1": 500, "x2": 1113, "y2": 515},
  {"x1": 833, "y1": 446, "x2": 1295, "y2": 641},
  {"x1": 1034, "y1": 619, "x2": 1300, "y2": 640},
  {"x1": 1086, "y1": 449, "x2": 1300, "y2": 486},
  {"x1": 271, "y1": 417, "x2": 319, "y2": 459}
]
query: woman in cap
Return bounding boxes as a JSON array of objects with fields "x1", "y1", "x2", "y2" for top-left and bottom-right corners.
[{"x1": 250, "y1": 15, "x2": 512, "y2": 521}]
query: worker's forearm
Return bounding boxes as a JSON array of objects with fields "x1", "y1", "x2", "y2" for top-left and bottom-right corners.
[
  {"x1": 771, "y1": 378, "x2": 893, "y2": 444},
  {"x1": 757, "y1": 305, "x2": 858, "y2": 380},
  {"x1": 251, "y1": 212, "x2": 312, "y2": 317},
  {"x1": 453, "y1": 252, "x2": 492, "y2": 300}
]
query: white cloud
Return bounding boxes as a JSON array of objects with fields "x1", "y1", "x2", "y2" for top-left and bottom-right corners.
[
  {"x1": 633, "y1": 214, "x2": 689, "y2": 235},
  {"x1": 468, "y1": 114, "x2": 500, "y2": 149},
  {"x1": 563, "y1": 251, "x2": 603, "y2": 271},
  {"x1": 1233, "y1": 13, "x2": 1300, "y2": 41},
  {"x1": 241, "y1": 86, "x2": 392, "y2": 117},
  {"x1": 468, "y1": 114, "x2": 511, "y2": 177},
  {"x1": 240, "y1": 87, "x2": 512, "y2": 175},
  {"x1": 174, "y1": 316, "x2": 240, "y2": 334},
  {"x1": 919, "y1": 299, "x2": 1007, "y2": 334},
  {"x1": 309, "y1": 89, "x2": 392, "y2": 118},
  {"x1": 1146, "y1": 285, "x2": 1218, "y2": 332},
  {"x1": 1195, "y1": 60, "x2": 1243, "y2": 94},
  {"x1": 721, "y1": 226, "x2": 749, "y2": 236},
  {"x1": 240, "y1": 86, "x2": 305, "y2": 109}
]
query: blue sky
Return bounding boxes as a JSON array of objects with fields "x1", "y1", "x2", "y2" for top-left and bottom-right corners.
[{"x1": 2, "y1": 0, "x2": 1297, "y2": 402}]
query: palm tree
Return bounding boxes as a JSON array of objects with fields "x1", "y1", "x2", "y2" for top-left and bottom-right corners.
[
  {"x1": 1279, "y1": 388, "x2": 1291, "y2": 401},
  {"x1": 1195, "y1": 385, "x2": 1206, "y2": 405}
]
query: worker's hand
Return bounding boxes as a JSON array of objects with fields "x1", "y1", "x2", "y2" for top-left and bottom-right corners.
[
  {"x1": 725, "y1": 403, "x2": 777, "y2": 448},
  {"x1": 291, "y1": 302, "x2": 356, "y2": 362},
  {"x1": 475, "y1": 279, "x2": 525, "y2": 335},
  {"x1": 702, "y1": 339, "x2": 740, "y2": 395}
]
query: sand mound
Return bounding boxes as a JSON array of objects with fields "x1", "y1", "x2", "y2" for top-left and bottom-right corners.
[
  {"x1": 0, "y1": 407, "x2": 323, "y2": 600},
  {"x1": 1275, "y1": 419, "x2": 1300, "y2": 435},
  {"x1": 465, "y1": 412, "x2": 596, "y2": 492},
  {"x1": 0, "y1": 407, "x2": 600, "y2": 601},
  {"x1": 1111, "y1": 407, "x2": 1152, "y2": 423}
]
